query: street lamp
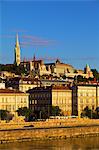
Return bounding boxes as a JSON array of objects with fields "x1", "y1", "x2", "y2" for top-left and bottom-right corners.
[
  {"x1": 91, "y1": 106, "x2": 93, "y2": 119},
  {"x1": 40, "y1": 110, "x2": 42, "y2": 119}
]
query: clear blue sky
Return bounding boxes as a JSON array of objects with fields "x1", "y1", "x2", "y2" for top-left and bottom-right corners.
[{"x1": 0, "y1": 0, "x2": 99, "y2": 71}]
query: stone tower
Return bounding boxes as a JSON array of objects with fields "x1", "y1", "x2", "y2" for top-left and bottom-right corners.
[
  {"x1": 14, "y1": 34, "x2": 21, "y2": 66},
  {"x1": 84, "y1": 64, "x2": 93, "y2": 78},
  {"x1": 85, "y1": 64, "x2": 90, "y2": 74}
]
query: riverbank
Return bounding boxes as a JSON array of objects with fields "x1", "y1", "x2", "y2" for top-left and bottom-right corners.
[
  {"x1": 0, "y1": 136, "x2": 99, "y2": 150},
  {"x1": 0, "y1": 118, "x2": 99, "y2": 144}
]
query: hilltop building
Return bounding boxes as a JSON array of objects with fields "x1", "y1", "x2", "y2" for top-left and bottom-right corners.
[
  {"x1": 45, "y1": 59, "x2": 75, "y2": 76},
  {"x1": 84, "y1": 64, "x2": 93, "y2": 78},
  {"x1": 0, "y1": 71, "x2": 16, "y2": 78},
  {"x1": 20, "y1": 58, "x2": 51, "y2": 76},
  {"x1": 12, "y1": 34, "x2": 93, "y2": 79},
  {"x1": 20, "y1": 58, "x2": 93, "y2": 79}
]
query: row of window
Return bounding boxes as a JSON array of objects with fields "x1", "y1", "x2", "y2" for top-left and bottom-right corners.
[
  {"x1": 78, "y1": 93, "x2": 95, "y2": 97},
  {"x1": 30, "y1": 93, "x2": 50, "y2": 99},
  {"x1": 30, "y1": 100, "x2": 37, "y2": 104},
  {"x1": 54, "y1": 99, "x2": 71, "y2": 105},
  {"x1": 30, "y1": 93, "x2": 71, "y2": 99},
  {"x1": 20, "y1": 86, "x2": 32, "y2": 91},
  {"x1": 0, "y1": 104, "x2": 27, "y2": 111},
  {"x1": 1, "y1": 105, "x2": 15, "y2": 111},
  {"x1": 0, "y1": 97, "x2": 27, "y2": 103},
  {"x1": 80, "y1": 99, "x2": 95, "y2": 104}
]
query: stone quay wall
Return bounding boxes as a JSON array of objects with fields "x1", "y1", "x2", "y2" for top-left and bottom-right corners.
[
  {"x1": 0, "y1": 119, "x2": 99, "y2": 144},
  {"x1": 0, "y1": 118, "x2": 99, "y2": 130},
  {"x1": 0, "y1": 125, "x2": 99, "y2": 144}
]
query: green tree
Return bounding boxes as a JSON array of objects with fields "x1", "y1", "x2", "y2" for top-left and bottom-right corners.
[
  {"x1": 0, "y1": 64, "x2": 28, "y2": 75},
  {"x1": 77, "y1": 75, "x2": 84, "y2": 82},
  {"x1": 0, "y1": 110, "x2": 8, "y2": 120},
  {"x1": 39, "y1": 108, "x2": 48, "y2": 119},
  {"x1": 0, "y1": 110, "x2": 13, "y2": 121},
  {"x1": 81, "y1": 106, "x2": 96, "y2": 119},
  {"x1": 62, "y1": 75, "x2": 66, "y2": 79},
  {"x1": 91, "y1": 69, "x2": 99, "y2": 81},
  {"x1": 95, "y1": 107, "x2": 99, "y2": 119},
  {"x1": 17, "y1": 107, "x2": 34, "y2": 121},
  {"x1": 51, "y1": 106, "x2": 62, "y2": 116},
  {"x1": 74, "y1": 70, "x2": 78, "y2": 73},
  {"x1": 88, "y1": 77, "x2": 94, "y2": 81}
]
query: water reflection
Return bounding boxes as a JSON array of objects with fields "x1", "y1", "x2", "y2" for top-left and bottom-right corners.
[{"x1": 0, "y1": 136, "x2": 99, "y2": 150}]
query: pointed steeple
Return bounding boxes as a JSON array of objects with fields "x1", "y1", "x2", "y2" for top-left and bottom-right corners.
[
  {"x1": 16, "y1": 34, "x2": 20, "y2": 47},
  {"x1": 14, "y1": 34, "x2": 21, "y2": 66}
]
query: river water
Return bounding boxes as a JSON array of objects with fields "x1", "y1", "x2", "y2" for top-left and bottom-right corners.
[{"x1": 0, "y1": 136, "x2": 99, "y2": 150}]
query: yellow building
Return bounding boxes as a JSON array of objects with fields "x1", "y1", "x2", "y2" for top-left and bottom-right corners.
[
  {"x1": 45, "y1": 59, "x2": 75, "y2": 76},
  {"x1": 28, "y1": 85, "x2": 72, "y2": 117},
  {"x1": 0, "y1": 89, "x2": 29, "y2": 116},
  {"x1": 20, "y1": 59, "x2": 51, "y2": 76},
  {"x1": 0, "y1": 71, "x2": 16, "y2": 78},
  {"x1": 46, "y1": 61, "x2": 93, "y2": 78},
  {"x1": 72, "y1": 83, "x2": 99, "y2": 117},
  {"x1": 51, "y1": 85, "x2": 72, "y2": 116},
  {"x1": 19, "y1": 77, "x2": 40, "y2": 93}
]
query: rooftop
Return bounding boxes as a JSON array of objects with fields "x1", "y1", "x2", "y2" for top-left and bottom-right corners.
[
  {"x1": 27, "y1": 85, "x2": 71, "y2": 93},
  {"x1": 0, "y1": 88, "x2": 24, "y2": 94}
]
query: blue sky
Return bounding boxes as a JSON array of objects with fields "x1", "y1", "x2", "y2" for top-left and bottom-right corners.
[{"x1": 0, "y1": 0, "x2": 99, "y2": 71}]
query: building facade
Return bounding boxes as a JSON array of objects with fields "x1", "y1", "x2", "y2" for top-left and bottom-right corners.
[
  {"x1": 0, "y1": 89, "x2": 29, "y2": 116},
  {"x1": 20, "y1": 59, "x2": 51, "y2": 76},
  {"x1": 5, "y1": 77, "x2": 40, "y2": 93},
  {"x1": 72, "y1": 83, "x2": 99, "y2": 117},
  {"x1": 51, "y1": 85, "x2": 72, "y2": 116},
  {"x1": 45, "y1": 59, "x2": 75, "y2": 76},
  {"x1": 0, "y1": 81, "x2": 5, "y2": 89},
  {"x1": 27, "y1": 85, "x2": 72, "y2": 117},
  {"x1": 19, "y1": 77, "x2": 40, "y2": 92}
]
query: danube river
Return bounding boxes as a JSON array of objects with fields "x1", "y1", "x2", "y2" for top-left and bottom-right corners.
[{"x1": 0, "y1": 136, "x2": 99, "y2": 150}]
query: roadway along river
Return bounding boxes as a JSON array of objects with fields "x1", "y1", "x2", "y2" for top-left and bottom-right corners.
[{"x1": 0, "y1": 136, "x2": 99, "y2": 150}]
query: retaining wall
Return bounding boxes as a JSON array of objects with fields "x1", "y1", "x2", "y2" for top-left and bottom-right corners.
[{"x1": 0, "y1": 125, "x2": 99, "y2": 144}]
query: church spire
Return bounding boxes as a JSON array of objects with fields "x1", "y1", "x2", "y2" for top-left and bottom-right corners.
[
  {"x1": 16, "y1": 34, "x2": 19, "y2": 47},
  {"x1": 14, "y1": 33, "x2": 21, "y2": 66}
]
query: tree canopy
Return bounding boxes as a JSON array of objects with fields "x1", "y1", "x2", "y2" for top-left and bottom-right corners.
[
  {"x1": 0, "y1": 109, "x2": 13, "y2": 121},
  {"x1": 91, "y1": 69, "x2": 99, "y2": 81},
  {"x1": 51, "y1": 106, "x2": 62, "y2": 116},
  {"x1": 81, "y1": 106, "x2": 99, "y2": 119},
  {"x1": 16, "y1": 107, "x2": 35, "y2": 121},
  {"x1": 0, "y1": 64, "x2": 27, "y2": 75}
]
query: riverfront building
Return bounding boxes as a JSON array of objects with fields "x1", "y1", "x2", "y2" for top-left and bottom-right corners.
[
  {"x1": 27, "y1": 85, "x2": 72, "y2": 117},
  {"x1": 72, "y1": 83, "x2": 99, "y2": 117},
  {"x1": 0, "y1": 89, "x2": 29, "y2": 115}
]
